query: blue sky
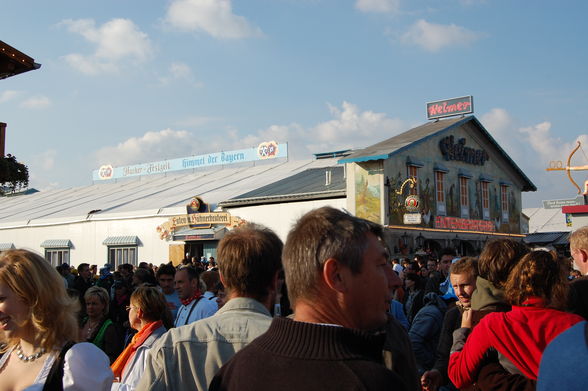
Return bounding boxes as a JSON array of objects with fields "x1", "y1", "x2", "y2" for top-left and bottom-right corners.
[{"x1": 1, "y1": 0, "x2": 587, "y2": 207}]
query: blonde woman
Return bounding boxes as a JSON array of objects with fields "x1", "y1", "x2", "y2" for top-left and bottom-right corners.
[
  {"x1": 0, "y1": 249, "x2": 113, "y2": 390},
  {"x1": 80, "y1": 286, "x2": 122, "y2": 363},
  {"x1": 111, "y1": 285, "x2": 171, "y2": 390}
]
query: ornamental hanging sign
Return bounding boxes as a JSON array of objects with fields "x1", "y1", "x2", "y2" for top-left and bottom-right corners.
[
  {"x1": 426, "y1": 96, "x2": 473, "y2": 120},
  {"x1": 156, "y1": 212, "x2": 244, "y2": 240}
]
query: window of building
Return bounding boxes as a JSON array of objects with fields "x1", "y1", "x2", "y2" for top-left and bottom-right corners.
[
  {"x1": 481, "y1": 181, "x2": 490, "y2": 220},
  {"x1": 45, "y1": 248, "x2": 70, "y2": 266},
  {"x1": 501, "y1": 184, "x2": 509, "y2": 222},
  {"x1": 435, "y1": 171, "x2": 446, "y2": 215},
  {"x1": 103, "y1": 236, "x2": 140, "y2": 267},
  {"x1": 408, "y1": 165, "x2": 419, "y2": 195},
  {"x1": 40, "y1": 240, "x2": 72, "y2": 266},
  {"x1": 108, "y1": 246, "x2": 137, "y2": 267},
  {"x1": 459, "y1": 176, "x2": 469, "y2": 218}
]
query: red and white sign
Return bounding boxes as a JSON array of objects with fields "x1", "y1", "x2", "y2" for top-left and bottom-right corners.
[{"x1": 434, "y1": 216, "x2": 495, "y2": 232}]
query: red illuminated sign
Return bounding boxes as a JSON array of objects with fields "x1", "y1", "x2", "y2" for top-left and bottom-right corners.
[
  {"x1": 434, "y1": 216, "x2": 496, "y2": 232},
  {"x1": 427, "y1": 96, "x2": 473, "y2": 120}
]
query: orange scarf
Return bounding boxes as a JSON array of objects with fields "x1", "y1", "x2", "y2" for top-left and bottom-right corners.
[{"x1": 111, "y1": 320, "x2": 163, "y2": 381}]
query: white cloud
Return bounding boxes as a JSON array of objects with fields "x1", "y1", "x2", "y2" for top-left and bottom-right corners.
[
  {"x1": 308, "y1": 101, "x2": 405, "y2": 151},
  {"x1": 159, "y1": 62, "x2": 202, "y2": 87},
  {"x1": 400, "y1": 19, "x2": 481, "y2": 52},
  {"x1": 27, "y1": 150, "x2": 60, "y2": 191},
  {"x1": 0, "y1": 90, "x2": 20, "y2": 103},
  {"x1": 175, "y1": 116, "x2": 220, "y2": 128},
  {"x1": 60, "y1": 18, "x2": 154, "y2": 74},
  {"x1": 94, "y1": 102, "x2": 405, "y2": 166},
  {"x1": 94, "y1": 129, "x2": 197, "y2": 166},
  {"x1": 480, "y1": 108, "x2": 588, "y2": 205},
  {"x1": 164, "y1": 0, "x2": 262, "y2": 39},
  {"x1": 20, "y1": 96, "x2": 51, "y2": 109},
  {"x1": 355, "y1": 0, "x2": 400, "y2": 13}
]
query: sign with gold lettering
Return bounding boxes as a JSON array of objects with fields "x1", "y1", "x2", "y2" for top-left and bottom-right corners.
[{"x1": 157, "y1": 212, "x2": 243, "y2": 240}]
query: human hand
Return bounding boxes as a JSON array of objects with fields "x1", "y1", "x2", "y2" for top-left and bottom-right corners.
[
  {"x1": 461, "y1": 308, "x2": 474, "y2": 328},
  {"x1": 421, "y1": 369, "x2": 441, "y2": 391}
]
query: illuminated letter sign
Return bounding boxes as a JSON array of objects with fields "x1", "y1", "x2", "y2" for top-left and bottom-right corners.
[{"x1": 427, "y1": 96, "x2": 473, "y2": 120}]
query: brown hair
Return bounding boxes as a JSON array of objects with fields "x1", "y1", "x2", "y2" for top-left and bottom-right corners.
[
  {"x1": 478, "y1": 239, "x2": 529, "y2": 287},
  {"x1": 130, "y1": 285, "x2": 173, "y2": 329},
  {"x1": 283, "y1": 206, "x2": 384, "y2": 304},
  {"x1": 450, "y1": 256, "x2": 479, "y2": 278},
  {"x1": 201, "y1": 270, "x2": 220, "y2": 293},
  {"x1": 504, "y1": 250, "x2": 568, "y2": 308},
  {"x1": 0, "y1": 249, "x2": 80, "y2": 352},
  {"x1": 217, "y1": 223, "x2": 283, "y2": 300}
]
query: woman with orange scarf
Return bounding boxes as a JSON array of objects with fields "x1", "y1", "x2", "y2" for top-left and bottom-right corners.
[{"x1": 111, "y1": 285, "x2": 173, "y2": 391}]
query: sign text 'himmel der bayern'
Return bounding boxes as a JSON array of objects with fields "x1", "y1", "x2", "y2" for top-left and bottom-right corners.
[{"x1": 93, "y1": 141, "x2": 287, "y2": 181}]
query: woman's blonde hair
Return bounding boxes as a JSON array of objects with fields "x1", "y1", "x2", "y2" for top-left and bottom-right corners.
[
  {"x1": 131, "y1": 285, "x2": 173, "y2": 329},
  {"x1": 84, "y1": 286, "x2": 110, "y2": 316},
  {"x1": 0, "y1": 249, "x2": 79, "y2": 352},
  {"x1": 504, "y1": 250, "x2": 568, "y2": 309}
]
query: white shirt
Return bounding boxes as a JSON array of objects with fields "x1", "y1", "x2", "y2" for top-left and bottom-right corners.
[
  {"x1": 0, "y1": 342, "x2": 114, "y2": 391},
  {"x1": 174, "y1": 296, "x2": 218, "y2": 327}
]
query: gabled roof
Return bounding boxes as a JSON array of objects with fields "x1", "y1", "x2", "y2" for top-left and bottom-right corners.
[
  {"x1": 220, "y1": 166, "x2": 346, "y2": 207},
  {"x1": 338, "y1": 115, "x2": 536, "y2": 192}
]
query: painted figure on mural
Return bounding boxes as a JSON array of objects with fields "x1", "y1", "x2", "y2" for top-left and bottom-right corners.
[
  {"x1": 447, "y1": 184, "x2": 458, "y2": 216},
  {"x1": 421, "y1": 177, "x2": 434, "y2": 227}
]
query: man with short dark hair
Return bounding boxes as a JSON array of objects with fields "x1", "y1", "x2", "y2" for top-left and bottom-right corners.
[
  {"x1": 209, "y1": 207, "x2": 405, "y2": 391},
  {"x1": 173, "y1": 266, "x2": 216, "y2": 326},
  {"x1": 425, "y1": 248, "x2": 455, "y2": 295},
  {"x1": 138, "y1": 224, "x2": 283, "y2": 391},
  {"x1": 156, "y1": 263, "x2": 181, "y2": 319}
]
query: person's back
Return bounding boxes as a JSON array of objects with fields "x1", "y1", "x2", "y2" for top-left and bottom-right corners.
[
  {"x1": 209, "y1": 207, "x2": 406, "y2": 391},
  {"x1": 137, "y1": 224, "x2": 283, "y2": 391},
  {"x1": 409, "y1": 292, "x2": 448, "y2": 373},
  {"x1": 139, "y1": 297, "x2": 273, "y2": 390},
  {"x1": 537, "y1": 320, "x2": 588, "y2": 391},
  {"x1": 209, "y1": 317, "x2": 404, "y2": 391}
]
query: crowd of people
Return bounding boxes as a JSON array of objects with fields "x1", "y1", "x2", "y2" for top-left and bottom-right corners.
[{"x1": 0, "y1": 206, "x2": 587, "y2": 390}]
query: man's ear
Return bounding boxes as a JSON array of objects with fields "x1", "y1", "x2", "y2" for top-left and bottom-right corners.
[
  {"x1": 322, "y1": 258, "x2": 348, "y2": 293},
  {"x1": 219, "y1": 271, "x2": 226, "y2": 287},
  {"x1": 579, "y1": 249, "x2": 588, "y2": 265}
]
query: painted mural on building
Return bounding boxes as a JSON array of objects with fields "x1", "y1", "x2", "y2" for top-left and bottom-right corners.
[{"x1": 355, "y1": 163, "x2": 381, "y2": 223}]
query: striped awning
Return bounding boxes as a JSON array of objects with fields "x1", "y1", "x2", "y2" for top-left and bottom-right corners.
[
  {"x1": 0, "y1": 243, "x2": 15, "y2": 251},
  {"x1": 40, "y1": 239, "x2": 72, "y2": 248},
  {"x1": 102, "y1": 236, "x2": 139, "y2": 246}
]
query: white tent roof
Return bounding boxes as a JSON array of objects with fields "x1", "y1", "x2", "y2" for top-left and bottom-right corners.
[{"x1": 0, "y1": 158, "x2": 340, "y2": 228}]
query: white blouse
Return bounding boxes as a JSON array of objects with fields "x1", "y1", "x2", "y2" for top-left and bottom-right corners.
[{"x1": 0, "y1": 342, "x2": 113, "y2": 391}]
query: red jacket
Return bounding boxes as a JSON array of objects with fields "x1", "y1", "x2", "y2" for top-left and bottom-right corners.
[{"x1": 448, "y1": 298, "x2": 583, "y2": 387}]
